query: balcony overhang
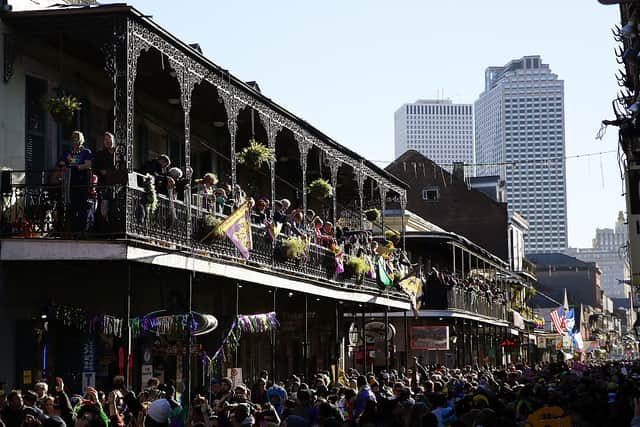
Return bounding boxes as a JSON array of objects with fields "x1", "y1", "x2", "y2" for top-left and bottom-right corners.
[
  {"x1": 354, "y1": 309, "x2": 509, "y2": 327},
  {"x1": 0, "y1": 239, "x2": 410, "y2": 310}
]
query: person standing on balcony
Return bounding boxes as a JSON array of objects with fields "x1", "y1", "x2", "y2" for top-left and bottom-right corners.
[
  {"x1": 94, "y1": 132, "x2": 116, "y2": 231},
  {"x1": 63, "y1": 130, "x2": 93, "y2": 233},
  {"x1": 141, "y1": 154, "x2": 172, "y2": 196},
  {"x1": 193, "y1": 172, "x2": 218, "y2": 211}
]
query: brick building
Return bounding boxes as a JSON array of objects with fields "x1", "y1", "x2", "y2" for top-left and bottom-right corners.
[{"x1": 386, "y1": 150, "x2": 509, "y2": 261}]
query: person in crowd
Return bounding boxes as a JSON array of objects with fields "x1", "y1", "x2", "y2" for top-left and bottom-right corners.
[
  {"x1": 1, "y1": 391, "x2": 23, "y2": 427},
  {"x1": 252, "y1": 198, "x2": 271, "y2": 224}
]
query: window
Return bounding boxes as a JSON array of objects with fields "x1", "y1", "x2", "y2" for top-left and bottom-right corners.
[{"x1": 422, "y1": 187, "x2": 440, "y2": 201}]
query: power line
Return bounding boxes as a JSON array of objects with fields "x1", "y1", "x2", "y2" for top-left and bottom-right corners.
[{"x1": 369, "y1": 149, "x2": 618, "y2": 167}]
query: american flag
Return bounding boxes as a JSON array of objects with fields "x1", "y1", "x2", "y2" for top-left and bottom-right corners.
[{"x1": 549, "y1": 306, "x2": 565, "y2": 335}]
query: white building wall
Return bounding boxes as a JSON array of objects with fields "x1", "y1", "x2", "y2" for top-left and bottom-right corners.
[
  {"x1": 475, "y1": 56, "x2": 568, "y2": 253},
  {"x1": 0, "y1": 16, "x2": 26, "y2": 170},
  {"x1": 394, "y1": 99, "x2": 473, "y2": 172}
]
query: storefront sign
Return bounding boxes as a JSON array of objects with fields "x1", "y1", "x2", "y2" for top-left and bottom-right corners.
[
  {"x1": 410, "y1": 326, "x2": 449, "y2": 350},
  {"x1": 513, "y1": 311, "x2": 525, "y2": 329},
  {"x1": 82, "y1": 372, "x2": 95, "y2": 390},
  {"x1": 23, "y1": 370, "x2": 32, "y2": 385},
  {"x1": 365, "y1": 322, "x2": 395, "y2": 343},
  {"x1": 227, "y1": 368, "x2": 243, "y2": 387},
  {"x1": 141, "y1": 365, "x2": 153, "y2": 386},
  {"x1": 81, "y1": 338, "x2": 96, "y2": 372}
]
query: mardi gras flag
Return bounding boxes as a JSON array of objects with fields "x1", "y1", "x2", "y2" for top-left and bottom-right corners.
[
  {"x1": 398, "y1": 275, "x2": 423, "y2": 316},
  {"x1": 218, "y1": 202, "x2": 253, "y2": 259},
  {"x1": 335, "y1": 251, "x2": 344, "y2": 274},
  {"x1": 266, "y1": 219, "x2": 282, "y2": 242},
  {"x1": 377, "y1": 257, "x2": 393, "y2": 287}
]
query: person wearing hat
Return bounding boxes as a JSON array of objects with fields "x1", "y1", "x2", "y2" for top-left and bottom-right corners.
[
  {"x1": 144, "y1": 398, "x2": 171, "y2": 427},
  {"x1": 63, "y1": 130, "x2": 93, "y2": 232}
]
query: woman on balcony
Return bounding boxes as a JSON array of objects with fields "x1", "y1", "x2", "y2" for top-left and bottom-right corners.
[
  {"x1": 63, "y1": 130, "x2": 93, "y2": 233},
  {"x1": 193, "y1": 172, "x2": 217, "y2": 212}
]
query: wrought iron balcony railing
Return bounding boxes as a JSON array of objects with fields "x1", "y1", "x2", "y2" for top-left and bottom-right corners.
[
  {"x1": 0, "y1": 170, "x2": 409, "y2": 301},
  {"x1": 422, "y1": 283, "x2": 508, "y2": 321}
]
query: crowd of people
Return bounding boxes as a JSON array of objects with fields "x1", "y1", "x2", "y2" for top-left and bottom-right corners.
[
  {"x1": 424, "y1": 271, "x2": 508, "y2": 308},
  {"x1": 4, "y1": 360, "x2": 640, "y2": 427},
  {"x1": 139, "y1": 150, "x2": 414, "y2": 285}
]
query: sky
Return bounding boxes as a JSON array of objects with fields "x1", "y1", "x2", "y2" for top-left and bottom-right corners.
[{"x1": 106, "y1": 0, "x2": 626, "y2": 248}]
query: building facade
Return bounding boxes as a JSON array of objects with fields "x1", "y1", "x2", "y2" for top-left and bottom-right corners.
[
  {"x1": 475, "y1": 55, "x2": 568, "y2": 253},
  {"x1": 567, "y1": 211, "x2": 630, "y2": 298},
  {"x1": 0, "y1": 1, "x2": 412, "y2": 390},
  {"x1": 386, "y1": 150, "x2": 509, "y2": 261},
  {"x1": 394, "y1": 99, "x2": 473, "y2": 172}
]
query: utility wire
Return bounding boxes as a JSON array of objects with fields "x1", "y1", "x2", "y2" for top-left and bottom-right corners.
[{"x1": 368, "y1": 149, "x2": 618, "y2": 167}]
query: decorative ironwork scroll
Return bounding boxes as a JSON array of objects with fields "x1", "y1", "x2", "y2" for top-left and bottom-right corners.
[
  {"x1": 328, "y1": 156, "x2": 341, "y2": 226},
  {"x1": 267, "y1": 117, "x2": 283, "y2": 219},
  {"x1": 356, "y1": 161, "x2": 365, "y2": 231},
  {"x1": 297, "y1": 137, "x2": 312, "y2": 217}
]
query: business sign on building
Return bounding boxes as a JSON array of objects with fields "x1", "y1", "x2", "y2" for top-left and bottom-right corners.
[{"x1": 410, "y1": 326, "x2": 449, "y2": 350}]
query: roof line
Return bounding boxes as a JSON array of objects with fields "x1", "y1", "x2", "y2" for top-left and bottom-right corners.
[{"x1": 1, "y1": 4, "x2": 408, "y2": 190}]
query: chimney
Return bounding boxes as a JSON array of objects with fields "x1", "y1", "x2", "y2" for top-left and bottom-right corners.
[{"x1": 452, "y1": 161, "x2": 465, "y2": 182}]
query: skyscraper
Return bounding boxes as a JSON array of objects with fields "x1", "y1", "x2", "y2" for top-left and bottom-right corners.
[
  {"x1": 394, "y1": 99, "x2": 474, "y2": 171},
  {"x1": 567, "y1": 212, "x2": 630, "y2": 298},
  {"x1": 475, "y1": 55, "x2": 567, "y2": 253}
]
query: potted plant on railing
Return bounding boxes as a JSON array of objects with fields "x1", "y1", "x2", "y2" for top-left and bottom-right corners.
[
  {"x1": 363, "y1": 208, "x2": 381, "y2": 223},
  {"x1": 345, "y1": 256, "x2": 370, "y2": 284},
  {"x1": 308, "y1": 178, "x2": 333, "y2": 200},
  {"x1": 199, "y1": 214, "x2": 225, "y2": 242},
  {"x1": 237, "y1": 139, "x2": 275, "y2": 170},
  {"x1": 45, "y1": 94, "x2": 82, "y2": 124},
  {"x1": 384, "y1": 229, "x2": 400, "y2": 246},
  {"x1": 142, "y1": 174, "x2": 158, "y2": 219},
  {"x1": 280, "y1": 237, "x2": 307, "y2": 261}
]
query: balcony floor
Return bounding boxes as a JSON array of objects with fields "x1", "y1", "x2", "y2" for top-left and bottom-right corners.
[{"x1": 0, "y1": 238, "x2": 410, "y2": 310}]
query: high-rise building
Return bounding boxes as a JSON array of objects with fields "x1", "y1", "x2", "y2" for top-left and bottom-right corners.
[
  {"x1": 567, "y1": 212, "x2": 630, "y2": 298},
  {"x1": 475, "y1": 55, "x2": 568, "y2": 253},
  {"x1": 394, "y1": 99, "x2": 473, "y2": 171}
]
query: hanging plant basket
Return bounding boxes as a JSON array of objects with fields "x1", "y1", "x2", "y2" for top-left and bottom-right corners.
[
  {"x1": 202, "y1": 214, "x2": 225, "y2": 241},
  {"x1": 237, "y1": 139, "x2": 275, "y2": 169},
  {"x1": 363, "y1": 208, "x2": 381, "y2": 223},
  {"x1": 525, "y1": 287, "x2": 537, "y2": 300},
  {"x1": 345, "y1": 256, "x2": 370, "y2": 281},
  {"x1": 308, "y1": 178, "x2": 333, "y2": 200},
  {"x1": 384, "y1": 229, "x2": 400, "y2": 244},
  {"x1": 45, "y1": 95, "x2": 82, "y2": 124},
  {"x1": 142, "y1": 174, "x2": 158, "y2": 214},
  {"x1": 280, "y1": 237, "x2": 307, "y2": 260}
]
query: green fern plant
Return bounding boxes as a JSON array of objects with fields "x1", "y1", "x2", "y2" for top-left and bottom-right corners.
[
  {"x1": 281, "y1": 237, "x2": 307, "y2": 259},
  {"x1": 237, "y1": 139, "x2": 275, "y2": 169},
  {"x1": 45, "y1": 95, "x2": 82, "y2": 124},
  {"x1": 308, "y1": 178, "x2": 333, "y2": 199},
  {"x1": 364, "y1": 208, "x2": 381, "y2": 222}
]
